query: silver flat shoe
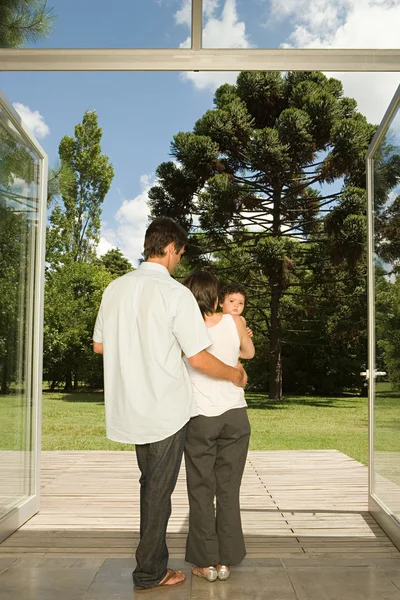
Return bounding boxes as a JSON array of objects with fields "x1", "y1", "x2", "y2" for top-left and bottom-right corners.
[
  {"x1": 192, "y1": 566, "x2": 218, "y2": 582},
  {"x1": 217, "y1": 565, "x2": 231, "y2": 581}
]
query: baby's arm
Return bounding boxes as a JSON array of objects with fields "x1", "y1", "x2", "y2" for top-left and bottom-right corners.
[
  {"x1": 233, "y1": 316, "x2": 255, "y2": 359},
  {"x1": 240, "y1": 316, "x2": 253, "y2": 339}
]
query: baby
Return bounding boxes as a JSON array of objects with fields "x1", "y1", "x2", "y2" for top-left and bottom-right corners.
[{"x1": 219, "y1": 283, "x2": 253, "y2": 338}]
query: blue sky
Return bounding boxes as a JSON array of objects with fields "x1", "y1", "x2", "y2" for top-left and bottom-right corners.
[{"x1": 1, "y1": 0, "x2": 399, "y2": 263}]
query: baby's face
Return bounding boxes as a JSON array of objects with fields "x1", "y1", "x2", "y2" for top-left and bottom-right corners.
[{"x1": 220, "y1": 293, "x2": 245, "y2": 316}]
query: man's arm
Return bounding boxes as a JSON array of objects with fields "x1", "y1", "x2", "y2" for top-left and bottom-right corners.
[
  {"x1": 188, "y1": 350, "x2": 247, "y2": 388},
  {"x1": 93, "y1": 342, "x2": 103, "y2": 354}
]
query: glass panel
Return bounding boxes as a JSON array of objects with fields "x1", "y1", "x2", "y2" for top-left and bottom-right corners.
[
  {"x1": 0, "y1": 104, "x2": 40, "y2": 519},
  {"x1": 203, "y1": 0, "x2": 400, "y2": 49},
  {"x1": 373, "y1": 102, "x2": 400, "y2": 523},
  {"x1": 0, "y1": 0, "x2": 191, "y2": 49}
]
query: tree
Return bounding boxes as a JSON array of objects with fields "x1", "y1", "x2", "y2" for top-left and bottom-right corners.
[
  {"x1": 44, "y1": 110, "x2": 114, "y2": 390},
  {"x1": 47, "y1": 110, "x2": 114, "y2": 266},
  {"x1": 43, "y1": 261, "x2": 113, "y2": 391},
  {"x1": 100, "y1": 248, "x2": 133, "y2": 278},
  {"x1": 148, "y1": 71, "x2": 376, "y2": 399},
  {"x1": 0, "y1": 0, "x2": 54, "y2": 47}
]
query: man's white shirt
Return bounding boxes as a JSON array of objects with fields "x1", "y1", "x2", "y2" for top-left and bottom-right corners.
[{"x1": 93, "y1": 262, "x2": 212, "y2": 444}]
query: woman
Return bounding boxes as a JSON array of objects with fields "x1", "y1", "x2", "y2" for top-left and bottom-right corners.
[{"x1": 183, "y1": 271, "x2": 255, "y2": 582}]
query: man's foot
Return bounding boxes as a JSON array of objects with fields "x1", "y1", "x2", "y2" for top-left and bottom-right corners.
[
  {"x1": 191, "y1": 566, "x2": 218, "y2": 582},
  {"x1": 160, "y1": 569, "x2": 185, "y2": 586},
  {"x1": 134, "y1": 569, "x2": 185, "y2": 593}
]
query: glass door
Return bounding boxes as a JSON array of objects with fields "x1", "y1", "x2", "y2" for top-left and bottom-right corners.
[
  {"x1": 0, "y1": 90, "x2": 47, "y2": 543},
  {"x1": 367, "y1": 84, "x2": 400, "y2": 550}
]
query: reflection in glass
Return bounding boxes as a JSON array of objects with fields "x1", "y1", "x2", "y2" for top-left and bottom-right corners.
[
  {"x1": 373, "y1": 105, "x2": 400, "y2": 523},
  {"x1": 0, "y1": 105, "x2": 39, "y2": 519}
]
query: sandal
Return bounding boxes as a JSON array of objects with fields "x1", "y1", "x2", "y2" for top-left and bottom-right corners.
[
  {"x1": 134, "y1": 569, "x2": 185, "y2": 593},
  {"x1": 191, "y1": 565, "x2": 218, "y2": 582}
]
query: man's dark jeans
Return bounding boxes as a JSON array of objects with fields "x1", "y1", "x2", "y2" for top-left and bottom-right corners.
[{"x1": 132, "y1": 425, "x2": 187, "y2": 590}]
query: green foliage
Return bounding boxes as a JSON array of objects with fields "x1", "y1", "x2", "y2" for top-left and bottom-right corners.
[
  {"x1": 100, "y1": 248, "x2": 133, "y2": 278},
  {"x1": 376, "y1": 269, "x2": 400, "y2": 385},
  {"x1": 0, "y1": 0, "x2": 54, "y2": 47},
  {"x1": 47, "y1": 110, "x2": 114, "y2": 265},
  {"x1": 0, "y1": 202, "x2": 29, "y2": 393},
  {"x1": 43, "y1": 110, "x2": 115, "y2": 391},
  {"x1": 43, "y1": 261, "x2": 113, "y2": 391},
  {"x1": 148, "y1": 70, "x2": 377, "y2": 399}
]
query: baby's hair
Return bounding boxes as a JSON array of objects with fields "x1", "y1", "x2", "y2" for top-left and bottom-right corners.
[{"x1": 219, "y1": 283, "x2": 248, "y2": 306}]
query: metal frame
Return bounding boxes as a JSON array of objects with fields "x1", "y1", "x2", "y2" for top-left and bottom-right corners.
[
  {"x1": 0, "y1": 90, "x2": 48, "y2": 545},
  {"x1": 366, "y1": 84, "x2": 400, "y2": 551},
  {"x1": 1, "y1": 0, "x2": 400, "y2": 71}
]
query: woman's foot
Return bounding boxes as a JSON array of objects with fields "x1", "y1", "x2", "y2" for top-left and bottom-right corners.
[
  {"x1": 191, "y1": 566, "x2": 218, "y2": 582},
  {"x1": 216, "y1": 565, "x2": 231, "y2": 581}
]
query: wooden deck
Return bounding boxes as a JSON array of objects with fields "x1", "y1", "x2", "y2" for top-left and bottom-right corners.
[{"x1": 1, "y1": 450, "x2": 399, "y2": 559}]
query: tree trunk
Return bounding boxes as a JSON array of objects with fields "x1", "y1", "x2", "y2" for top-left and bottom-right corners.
[
  {"x1": 64, "y1": 370, "x2": 72, "y2": 392},
  {"x1": 73, "y1": 373, "x2": 78, "y2": 391},
  {"x1": 269, "y1": 283, "x2": 283, "y2": 400},
  {"x1": 269, "y1": 188, "x2": 283, "y2": 401},
  {"x1": 1, "y1": 357, "x2": 9, "y2": 394}
]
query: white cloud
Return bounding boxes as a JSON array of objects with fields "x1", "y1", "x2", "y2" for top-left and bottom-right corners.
[
  {"x1": 12, "y1": 102, "x2": 50, "y2": 139},
  {"x1": 331, "y1": 73, "x2": 399, "y2": 127},
  {"x1": 96, "y1": 236, "x2": 115, "y2": 258},
  {"x1": 268, "y1": 0, "x2": 400, "y2": 49},
  {"x1": 177, "y1": 0, "x2": 252, "y2": 91},
  {"x1": 263, "y1": 0, "x2": 400, "y2": 127},
  {"x1": 98, "y1": 174, "x2": 153, "y2": 266}
]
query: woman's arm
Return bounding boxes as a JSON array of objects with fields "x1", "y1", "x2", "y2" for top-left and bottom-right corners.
[{"x1": 232, "y1": 315, "x2": 255, "y2": 359}]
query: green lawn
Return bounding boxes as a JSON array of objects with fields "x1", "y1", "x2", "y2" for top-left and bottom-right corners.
[{"x1": 1, "y1": 385, "x2": 399, "y2": 466}]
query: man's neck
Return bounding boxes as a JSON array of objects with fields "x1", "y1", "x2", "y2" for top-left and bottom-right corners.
[
  {"x1": 146, "y1": 258, "x2": 171, "y2": 274},
  {"x1": 147, "y1": 257, "x2": 168, "y2": 267}
]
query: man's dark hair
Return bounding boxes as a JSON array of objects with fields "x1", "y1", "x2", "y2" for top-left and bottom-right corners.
[
  {"x1": 143, "y1": 217, "x2": 188, "y2": 259},
  {"x1": 219, "y1": 282, "x2": 248, "y2": 306},
  {"x1": 183, "y1": 271, "x2": 220, "y2": 319}
]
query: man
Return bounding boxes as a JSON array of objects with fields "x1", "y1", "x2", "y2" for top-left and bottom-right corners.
[{"x1": 93, "y1": 217, "x2": 247, "y2": 593}]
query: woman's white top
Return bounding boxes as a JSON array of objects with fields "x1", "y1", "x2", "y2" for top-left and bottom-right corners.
[{"x1": 185, "y1": 314, "x2": 247, "y2": 417}]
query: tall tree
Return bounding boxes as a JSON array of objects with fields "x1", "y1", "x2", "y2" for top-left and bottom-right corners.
[
  {"x1": 0, "y1": 0, "x2": 54, "y2": 47},
  {"x1": 148, "y1": 71, "x2": 376, "y2": 399},
  {"x1": 47, "y1": 110, "x2": 114, "y2": 265},
  {"x1": 44, "y1": 110, "x2": 114, "y2": 391}
]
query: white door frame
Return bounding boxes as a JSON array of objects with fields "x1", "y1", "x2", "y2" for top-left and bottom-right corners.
[
  {"x1": 0, "y1": 90, "x2": 48, "y2": 544},
  {"x1": 366, "y1": 84, "x2": 400, "y2": 551}
]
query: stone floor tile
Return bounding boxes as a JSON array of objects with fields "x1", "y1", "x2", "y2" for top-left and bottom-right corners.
[
  {"x1": 0, "y1": 566, "x2": 98, "y2": 600},
  {"x1": 287, "y1": 566, "x2": 400, "y2": 600},
  {"x1": 86, "y1": 561, "x2": 191, "y2": 600},
  {"x1": 11, "y1": 557, "x2": 104, "y2": 569},
  {"x1": 0, "y1": 558, "x2": 16, "y2": 575},
  {"x1": 190, "y1": 567, "x2": 297, "y2": 600}
]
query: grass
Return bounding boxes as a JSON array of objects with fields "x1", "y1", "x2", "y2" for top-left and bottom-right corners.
[{"x1": 1, "y1": 384, "x2": 399, "y2": 465}]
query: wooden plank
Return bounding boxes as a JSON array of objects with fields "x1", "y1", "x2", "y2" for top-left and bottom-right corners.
[{"x1": 0, "y1": 450, "x2": 399, "y2": 559}]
